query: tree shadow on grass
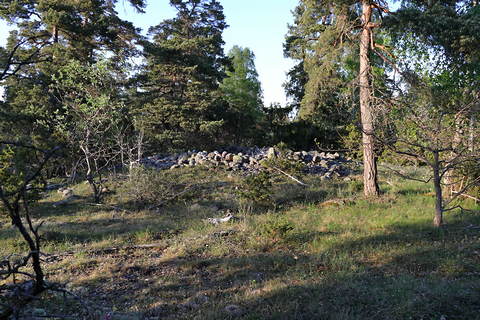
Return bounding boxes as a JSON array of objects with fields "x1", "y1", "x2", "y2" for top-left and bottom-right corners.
[
  {"x1": 107, "y1": 211, "x2": 480, "y2": 319},
  {"x1": 15, "y1": 199, "x2": 480, "y2": 319}
]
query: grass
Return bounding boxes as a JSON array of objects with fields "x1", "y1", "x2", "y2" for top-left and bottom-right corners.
[{"x1": 1, "y1": 165, "x2": 480, "y2": 319}]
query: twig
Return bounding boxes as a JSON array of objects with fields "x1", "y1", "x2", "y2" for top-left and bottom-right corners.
[
  {"x1": 147, "y1": 185, "x2": 196, "y2": 210},
  {"x1": 271, "y1": 167, "x2": 309, "y2": 187},
  {"x1": 86, "y1": 203, "x2": 134, "y2": 214},
  {"x1": 44, "y1": 242, "x2": 166, "y2": 262},
  {"x1": 452, "y1": 192, "x2": 480, "y2": 202}
]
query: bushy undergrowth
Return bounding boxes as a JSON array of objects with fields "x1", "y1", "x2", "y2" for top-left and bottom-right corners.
[
  {"x1": 2, "y1": 165, "x2": 480, "y2": 319},
  {"x1": 236, "y1": 171, "x2": 274, "y2": 211},
  {"x1": 118, "y1": 167, "x2": 192, "y2": 207}
]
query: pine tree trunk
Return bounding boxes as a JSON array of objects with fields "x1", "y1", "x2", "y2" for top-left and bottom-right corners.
[{"x1": 359, "y1": 0, "x2": 379, "y2": 197}]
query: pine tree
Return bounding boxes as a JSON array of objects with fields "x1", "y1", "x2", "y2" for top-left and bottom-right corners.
[
  {"x1": 0, "y1": 0, "x2": 145, "y2": 166},
  {"x1": 138, "y1": 0, "x2": 228, "y2": 151},
  {"x1": 283, "y1": 1, "x2": 360, "y2": 149},
  {"x1": 286, "y1": 0, "x2": 394, "y2": 196}
]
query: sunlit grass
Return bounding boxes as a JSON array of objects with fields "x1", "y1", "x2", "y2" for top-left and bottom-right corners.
[{"x1": 1, "y1": 165, "x2": 480, "y2": 319}]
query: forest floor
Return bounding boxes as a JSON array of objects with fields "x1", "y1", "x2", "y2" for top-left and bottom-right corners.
[{"x1": 1, "y1": 165, "x2": 480, "y2": 319}]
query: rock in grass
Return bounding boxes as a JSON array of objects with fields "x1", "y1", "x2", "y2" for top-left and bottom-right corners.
[
  {"x1": 57, "y1": 187, "x2": 74, "y2": 198},
  {"x1": 232, "y1": 155, "x2": 243, "y2": 164},
  {"x1": 225, "y1": 304, "x2": 244, "y2": 317},
  {"x1": 266, "y1": 147, "x2": 277, "y2": 159},
  {"x1": 115, "y1": 314, "x2": 142, "y2": 320}
]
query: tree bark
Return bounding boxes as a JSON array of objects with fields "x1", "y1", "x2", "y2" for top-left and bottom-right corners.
[
  {"x1": 432, "y1": 151, "x2": 443, "y2": 227},
  {"x1": 359, "y1": 0, "x2": 379, "y2": 197}
]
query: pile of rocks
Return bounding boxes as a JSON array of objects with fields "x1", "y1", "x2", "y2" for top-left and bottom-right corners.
[{"x1": 141, "y1": 147, "x2": 351, "y2": 179}]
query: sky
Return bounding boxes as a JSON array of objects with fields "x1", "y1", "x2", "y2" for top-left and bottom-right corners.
[
  {"x1": 117, "y1": 0, "x2": 298, "y2": 106},
  {"x1": 0, "y1": 0, "x2": 299, "y2": 106}
]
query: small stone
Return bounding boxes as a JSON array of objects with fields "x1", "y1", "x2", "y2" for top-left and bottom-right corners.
[
  {"x1": 32, "y1": 308, "x2": 47, "y2": 316},
  {"x1": 225, "y1": 305, "x2": 244, "y2": 317},
  {"x1": 267, "y1": 147, "x2": 277, "y2": 159},
  {"x1": 189, "y1": 203, "x2": 203, "y2": 211},
  {"x1": 62, "y1": 188, "x2": 74, "y2": 198},
  {"x1": 320, "y1": 160, "x2": 329, "y2": 168},
  {"x1": 232, "y1": 155, "x2": 243, "y2": 164}
]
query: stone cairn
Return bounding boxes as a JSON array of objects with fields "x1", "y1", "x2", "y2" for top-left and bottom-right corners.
[{"x1": 140, "y1": 147, "x2": 351, "y2": 180}]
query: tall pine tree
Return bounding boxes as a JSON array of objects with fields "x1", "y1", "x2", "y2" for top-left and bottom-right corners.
[
  {"x1": 286, "y1": 0, "x2": 394, "y2": 196},
  {"x1": 138, "y1": 0, "x2": 229, "y2": 152}
]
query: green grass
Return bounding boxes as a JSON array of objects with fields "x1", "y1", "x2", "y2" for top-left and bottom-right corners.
[{"x1": 1, "y1": 165, "x2": 480, "y2": 319}]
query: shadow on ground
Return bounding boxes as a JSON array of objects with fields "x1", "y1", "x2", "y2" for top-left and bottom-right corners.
[{"x1": 55, "y1": 210, "x2": 480, "y2": 320}]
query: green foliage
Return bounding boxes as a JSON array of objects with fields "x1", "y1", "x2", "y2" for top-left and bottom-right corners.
[
  {"x1": 258, "y1": 216, "x2": 294, "y2": 240},
  {"x1": 119, "y1": 167, "x2": 194, "y2": 208},
  {"x1": 52, "y1": 60, "x2": 124, "y2": 139},
  {"x1": 282, "y1": 0, "x2": 364, "y2": 150},
  {"x1": 138, "y1": 0, "x2": 228, "y2": 151},
  {"x1": 51, "y1": 59, "x2": 132, "y2": 201},
  {"x1": 0, "y1": 0, "x2": 145, "y2": 184},
  {"x1": 0, "y1": 146, "x2": 24, "y2": 197},
  {"x1": 220, "y1": 45, "x2": 264, "y2": 145},
  {"x1": 0, "y1": 145, "x2": 43, "y2": 207},
  {"x1": 237, "y1": 171, "x2": 274, "y2": 208}
]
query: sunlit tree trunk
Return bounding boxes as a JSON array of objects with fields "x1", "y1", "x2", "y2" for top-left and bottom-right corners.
[{"x1": 359, "y1": 0, "x2": 379, "y2": 197}]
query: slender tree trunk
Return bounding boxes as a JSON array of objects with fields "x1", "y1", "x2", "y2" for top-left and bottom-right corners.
[
  {"x1": 444, "y1": 112, "x2": 464, "y2": 198},
  {"x1": 359, "y1": 0, "x2": 379, "y2": 197},
  {"x1": 11, "y1": 212, "x2": 45, "y2": 292},
  {"x1": 432, "y1": 151, "x2": 443, "y2": 227},
  {"x1": 81, "y1": 143, "x2": 100, "y2": 203},
  {"x1": 52, "y1": 25, "x2": 58, "y2": 43}
]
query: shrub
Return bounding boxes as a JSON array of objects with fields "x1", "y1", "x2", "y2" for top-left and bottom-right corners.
[
  {"x1": 119, "y1": 167, "x2": 194, "y2": 208},
  {"x1": 258, "y1": 216, "x2": 294, "y2": 240},
  {"x1": 237, "y1": 171, "x2": 274, "y2": 210}
]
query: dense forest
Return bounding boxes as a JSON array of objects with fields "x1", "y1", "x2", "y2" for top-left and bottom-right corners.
[{"x1": 1, "y1": 0, "x2": 480, "y2": 319}]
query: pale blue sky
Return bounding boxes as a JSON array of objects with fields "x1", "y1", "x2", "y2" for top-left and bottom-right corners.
[
  {"x1": 1, "y1": 0, "x2": 299, "y2": 106},
  {"x1": 117, "y1": 0, "x2": 298, "y2": 106}
]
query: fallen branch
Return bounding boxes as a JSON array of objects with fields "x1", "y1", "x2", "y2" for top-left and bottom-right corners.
[
  {"x1": 86, "y1": 202, "x2": 134, "y2": 214},
  {"x1": 453, "y1": 192, "x2": 480, "y2": 202},
  {"x1": 44, "y1": 242, "x2": 166, "y2": 263},
  {"x1": 205, "y1": 211, "x2": 235, "y2": 225},
  {"x1": 52, "y1": 195, "x2": 77, "y2": 207},
  {"x1": 271, "y1": 167, "x2": 309, "y2": 187}
]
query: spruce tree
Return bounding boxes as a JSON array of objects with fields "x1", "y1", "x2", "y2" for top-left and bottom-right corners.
[{"x1": 139, "y1": 0, "x2": 228, "y2": 151}]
